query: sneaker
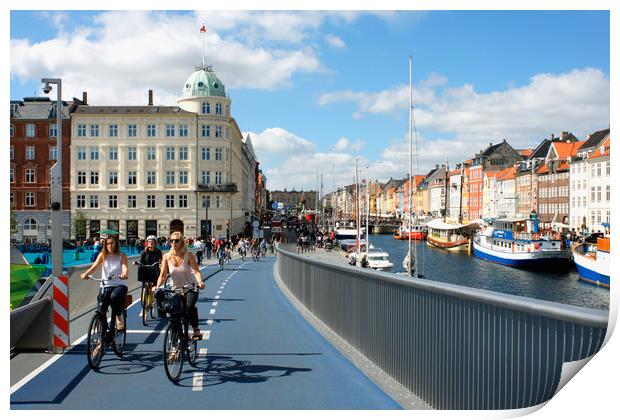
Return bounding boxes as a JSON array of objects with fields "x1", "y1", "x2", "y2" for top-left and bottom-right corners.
[{"x1": 138, "y1": 309, "x2": 144, "y2": 317}]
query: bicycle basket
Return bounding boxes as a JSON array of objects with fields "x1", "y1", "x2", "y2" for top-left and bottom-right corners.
[
  {"x1": 154, "y1": 289, "x2": 185, "y2": 318},
  {"x1": 138, "y1": 266, "x2": 159, "y2": 283}
]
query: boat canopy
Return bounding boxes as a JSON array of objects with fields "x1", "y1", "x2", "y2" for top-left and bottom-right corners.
[{"x1": 425, "y1": 219, "x2": 480, "y2": 230}]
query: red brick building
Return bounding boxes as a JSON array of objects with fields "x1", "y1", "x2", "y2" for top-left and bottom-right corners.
[{"x1": 10, "y1": 97, "x2": 76, "y2": 242}]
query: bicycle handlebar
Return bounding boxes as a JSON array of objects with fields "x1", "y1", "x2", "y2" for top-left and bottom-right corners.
[{"x1": 135, "y1": 261, "x2": 161, "y2": 267}]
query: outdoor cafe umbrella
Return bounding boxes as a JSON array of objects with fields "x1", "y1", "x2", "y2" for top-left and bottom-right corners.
[{"x1": 99, "y1": 229, "x2": 119, "y2": 235}]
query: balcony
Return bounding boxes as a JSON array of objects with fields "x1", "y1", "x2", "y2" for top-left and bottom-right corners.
[{"x1": 197, "y1": 182, "x2": 237, "y2": 193}]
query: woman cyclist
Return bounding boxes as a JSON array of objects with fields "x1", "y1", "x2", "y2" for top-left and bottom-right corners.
[
  {"x1": 133, "y1": 235, "x2": 162, "y2": 317},
  {"x1": 156, "y1": 231, "x2": 205, "y2": 339},
  {"x1": 80, "y1": 235, "x2": 129, "y2": 333}
]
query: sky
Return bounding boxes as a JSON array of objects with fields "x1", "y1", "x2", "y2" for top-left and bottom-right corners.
[{"x1": 9, "y1": 9, "x2": 611, "y2": 191}]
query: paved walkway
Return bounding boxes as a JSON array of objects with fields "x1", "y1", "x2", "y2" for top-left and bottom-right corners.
[{"x1": 10, "y1": 255, "x2": 400, "y2": 409}]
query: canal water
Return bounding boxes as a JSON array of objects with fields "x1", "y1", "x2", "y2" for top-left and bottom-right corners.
[{"x1": 366, "y1": 234, "x2": 609, "y2": 310}]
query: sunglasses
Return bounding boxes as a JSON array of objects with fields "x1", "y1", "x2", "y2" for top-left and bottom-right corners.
[
  {"x1": 170, "y1": 239, "x2": 182, "y2": 244},
  {"x1": 106, "y1": 242, "x2": 114, "y2": 245}
]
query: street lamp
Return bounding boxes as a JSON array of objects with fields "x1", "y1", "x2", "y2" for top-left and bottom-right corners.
[{"x1": 42, "y1": 78, "x2": 63, "y2": 278}]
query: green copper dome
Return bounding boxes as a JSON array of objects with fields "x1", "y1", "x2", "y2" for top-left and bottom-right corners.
[{"x1": 181, "y1": 66, "x2": 226, "y2": 98}]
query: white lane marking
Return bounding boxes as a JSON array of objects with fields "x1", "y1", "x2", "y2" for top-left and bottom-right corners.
[
  {"x1": 207, "y1": 319, "x2": 213, "y2": 326},
  {"x1": 204, "y1": 330, "x2": 211, "y2": 340},
  {"x1": 10, "y1": 332, "x2": 86, "y2": 394},
  {"x1": 126, "y1": 330, "x2": 166, "y2": 334},
  {"x1": 209, "y1": 309, "x2": 216, "y2": 315},
  {"x1": 215, "y1": 295, "x2": 220, "y2": 299},
  {"x1": 199, "y1": 348, "x2": 208, "y2": 357},
  {"x1": 212, "y1": 302, "x2": 218, "y2": 307},
  {"x1": 192, "y1": 372, "x2": 204, "y2": 391}
]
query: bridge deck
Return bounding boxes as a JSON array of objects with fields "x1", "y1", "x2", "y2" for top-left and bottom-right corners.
[{"x1": 10, "y1": 256, "x2": 400, "y2": 409}]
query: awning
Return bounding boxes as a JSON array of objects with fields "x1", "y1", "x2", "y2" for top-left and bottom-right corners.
[{"x1": 425, "y1": 219, "x2": 481, "y2": 230}]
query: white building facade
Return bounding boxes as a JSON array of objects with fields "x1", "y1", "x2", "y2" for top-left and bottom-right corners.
[
  {"x1": 586, "y1": 136, "x2": 610, "y2": 233},
  {"x1": 569, "y1": 158, "x2": 589, "y2": 231},
  {"x1": 70, "y1": 65, "x2": 257, "y2": 241}
]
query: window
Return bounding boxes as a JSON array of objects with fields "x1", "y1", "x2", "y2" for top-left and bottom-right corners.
[
  {"x1": 26, "y1": 169, "x2": 35, "y2": 184},
  {"x1": 216, "y1": 195, "x2": 221, "y2": 208},
  {"x1": 226, "y1": 127, "x2": 229, "y2": 139},
  {"x1": 109, "y1": 171, "x2": 118, "y2": 185},
  {"x1": 606, "y1": 211, "x2": 611, "y2": 223},
  {"x1": 166, "y1": 124, "x2": 175, "y2": 137},
  {"x1": 597, "y1": 210, "x2": 601, "y2": 224},
  {"x1": 147, "y1": 171, "x2": 156, "y2": 185},
  {"x1": 166, "y1": 147, "x2": 175, "y2": 160},
  {"x1": 215, "y1": 125, "x2": 222, "y2": 138},
  {"x1": 147, "y1": 147, "x2": 156, "y2": 160},
  {"x1": 591, "y1": 165, "x2": 596, "y2": 177},
  {"x1": 179, "y1": 170, "x2": 188, "y2": 185},
  {"x1": 25, "y1": 192, "x2": 36, "y2": 207},
  {"x1": 179, "y1": 146, "x2": 188, "y2": 160},
  {"x1": 128, "y1": 146, "x2": 137, "y2": 160},
  {"x1": 11, "y1": 124, "x2": 14, "y2": 137},
  {"x1": 128, "y1": 124, "x2": 137, "y2": 137},
  {"x1": 591, "y1": 212, "x2": 595, "y2": 226},
  {"x1": 201, "y1": 147, "x2": 210, "y2": 160},
  {"x1": 89, "y1": 195, "x2": 99, "y2": 208},
  {"x1": 109, "y1": 124, "x2": 118, "y2": 137},
  {"x1": 26, "y1": 146, "x2": 35, "y2": 160},
  {"x1": 90, "y1": 171, "x2": 99, "y2": 185},
  {"x1": 166, "y1": 170, "x2": 175, "y2": 185},
  {"x1": 606, "y1": 161, "x2": 610, "y2": 176},
  {"x1": 10, "y1": 145, "x2": 14, "y2": 160},
  {"x1": 128, "y1": 195, "x2": 137, "y2": 208},
  {"x1": 597, "y1": 163, "x2": 602, "y2": 177},
  {"x1": 591, "y1": 187, "x2": 595, "y2": 202},
  {"x1": 571, "y1": 197, "x2": 575, "y2": 207},
  {"x1": 597, "y1": 186, "x2": 601, "y2": 202},
  {"x1": 147, "y1": 124, "x2": 156, "y2": 137},
  {"x1": 109, "y1": 146, "x2": 118, "y2": 160},
  {"x1": 179, "y1": 195, "x2": 188, "y2": 208},
  {"x1": 202, "y1": 195, "x2": 211, "y2": 208},
  {"x1": 215, "y1": 171, "x2": 222, "y2": 184},
  {"x1": 26, "y1": 124, "x2": 35, "y2": 137},
  {"x1": 49, "y1": 146, "x2": 58, "y2": 161},
  {"x1": 201, "y1": 125, "x2": 210, "y2": 137},
  {"x1": 90, "y1": 124, "x2": 100, "y2": 137},
  {"x1": 10, "y1": 167, "x2": 14, "y2": 183},
  {"x1": 202, "y1": 102, "x2": 210, "y2": 114},
  {"x1": 77, "y1": 171, "x2": 87, "y2": 185},
  {"x1": 77, "y1": 124, "x2": 86, "y2": 137},
  {"x1": 108, "y1": 195, "x2": 118, "y2": 208},
  {"x1": 90, "y1": 146, "x2": 99, "y2": 160},
  {"x1": 128, "y1": 171, "x2": 137, "y2": 185},
  {"x1": 215, "y1": 148, "x2": 222, "y2": 161},
  {"x1": 77, "y1": 146, "x2": 87, "y2": 160},
  {"x1": 49, "y1": 123, "x2": 57, "y2": 138},
  {"x1": 216, "y1": 103, "x2": 222, "y2": 115},
  {"x1": 606, "y1": 185, "x2": 610, "y2": 201},
  {"x1": 147, "y1": 195, "x2": 156, "y2": 208},
  {"x1": 201, "y1": 171, "x2": 210, "y2": 184},
  {"x1": 179, "y1": 124, "x2": 188, "y2": 137},
  {"x1": 166, "y1": 195, "x2": 175, "y2": 208}
]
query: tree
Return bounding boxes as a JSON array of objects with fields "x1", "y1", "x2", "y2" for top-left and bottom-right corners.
[
  {"x1": 74, "y1": 210, "x2": 87, "y2": 240},
  {"x1": 10, "y1": 208, "x2": 17, "y2": 235}
]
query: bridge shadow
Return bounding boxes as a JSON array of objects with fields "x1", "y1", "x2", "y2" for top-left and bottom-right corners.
[
  {"x1": 171, "y1": 353, "x2": 316, "y2": 388},
  {"x1": 199, "y1": 297, "x2": 245, "y2": 303},
  {"x1": 200, "y1": 317, "x2": 236, "y2": 324}
]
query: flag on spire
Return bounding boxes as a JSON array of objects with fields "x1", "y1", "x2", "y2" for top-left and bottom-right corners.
[{"x1": 200, "y1": 24, "x2": 206, "y2": 33}]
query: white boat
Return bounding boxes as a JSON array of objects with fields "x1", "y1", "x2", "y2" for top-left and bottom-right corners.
[
  {"x1": 347, "y1": 246, "x2": 393, "y2": 271},
  {"x1": 572, "y1": 237, "x2": 610, "y2": 288},
  {"x1": 472, "y1": 218, "x2": 571, "y2": 269},
  {"x1": 335, "y1": 227, "x2": 366, "y2": 251}
]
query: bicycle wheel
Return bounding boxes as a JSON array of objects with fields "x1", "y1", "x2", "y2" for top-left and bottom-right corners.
[
  {"x1": 113, "y1": 309, "x2": 127, "y2": 357},
  {"x1": 147, "y1": 286, "x2": 156, "y2": 320},
  {"x1": 141, "y1": 284, "x2": 148, "y2": 326},
  {"x1": 163, "y1": 322, "x2": 184, "y2": 382},
  {"x1": 87, "y1": 313, "x2": 105, "y2": 370},
  {"x1": 187, "y1": 336, "x2": 198, "y2": 367}
]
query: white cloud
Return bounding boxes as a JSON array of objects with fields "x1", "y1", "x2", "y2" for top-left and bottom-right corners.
[
  {"x1": 333, "y1": 137, "x2": 364, "y2": 152},
  {"x1": 10, "y1": 11, "x2": 327, "y2": 104},
  {"x1": 245, "y1": 127, "x2": 315, "y2": 159},
  {"x1": 325, "y1": 34, "x2": 346, "y2": 49}
]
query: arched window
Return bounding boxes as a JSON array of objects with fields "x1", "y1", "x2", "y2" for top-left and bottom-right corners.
[
  {"x1": 23, "y1": 218, "x2": 38, "y2": 235},
  {"x1": 215, "y1": 103, "x2": 222, "y2": 115},
  {"x1": 201, "y1": 102, "x2": 211, "y2": 114}
]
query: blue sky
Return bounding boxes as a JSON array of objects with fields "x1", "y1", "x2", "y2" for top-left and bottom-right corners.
[{"x1": 10, "y1": 10, "x2": 610, "y2": 190}]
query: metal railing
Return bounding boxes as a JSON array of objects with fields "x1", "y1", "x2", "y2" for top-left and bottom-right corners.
[{"x1": 275, "y1": 245, "x2": 608, "y2": 409}]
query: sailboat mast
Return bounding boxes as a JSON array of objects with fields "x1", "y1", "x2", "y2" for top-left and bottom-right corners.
[
  {"x1": 366, "y1": 163, "x2": 370, "y2": 257},
  {"x1": 443, "y1": 156, "x2": 449, "y2": 222},
  {"x1": 458, "y1": 161, "x2": 464, "y2": 224},
  {"x1": 408, "y1": 56, "x2": 413, "y2": 277},
  {"x1": 355, "y1": 158, "x2": 360, "y2": 258}
]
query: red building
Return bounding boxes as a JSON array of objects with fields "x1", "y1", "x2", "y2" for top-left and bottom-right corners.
[{"x1": 10, "y1": 97, "x2": 78, "y2": 242}]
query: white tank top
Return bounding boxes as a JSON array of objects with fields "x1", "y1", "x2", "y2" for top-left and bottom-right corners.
[
  {"x1": 167, "y1": 252, "x2": 194, "y2": 291},
  {"x1": 101, "y1": 253, "x2": 127, "y2": 287}
]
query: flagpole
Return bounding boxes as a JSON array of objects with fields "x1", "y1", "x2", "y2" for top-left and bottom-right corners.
[{"x1": 202, "y1": 29, "x2": 206, "y2": 68}]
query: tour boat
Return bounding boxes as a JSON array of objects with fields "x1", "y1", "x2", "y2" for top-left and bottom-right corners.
[
  {"x1": 335, "y1": 227, "x2": 366, "y2": 251},
  {"x1": 393, "y1": 223, "x2": 427, "y2": 240},
  {"x1": 472, "y1": 218, "x2": 571, "y2": 269},
  {"x1": 425, "y1": 219, "x2": 477, "y2": 252},
  {"x1": 572, "y1": 237, "x2": 610, "y2": 288}
]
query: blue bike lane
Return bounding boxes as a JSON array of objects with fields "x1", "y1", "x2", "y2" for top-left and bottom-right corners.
[{"x1": 10, "y1": 256, "x2": 400, "y2": 409}]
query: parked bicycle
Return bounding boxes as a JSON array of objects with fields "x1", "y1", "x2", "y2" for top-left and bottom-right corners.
[
  {"x1": 85, "y1": 274, "x2": 130, "y2": 370},
  {"x1": 135, "y1": 260, "x2": 160, "y2": 326},
  {"x1": 155, "y1": 283, "x2": 201, "y2": 383}
]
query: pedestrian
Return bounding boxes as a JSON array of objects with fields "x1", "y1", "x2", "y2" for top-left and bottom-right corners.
[{"x1": 194, "y1": 237, "x2": 204, "y2": 266}]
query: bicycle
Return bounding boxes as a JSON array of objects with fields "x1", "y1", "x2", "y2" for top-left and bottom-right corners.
[
  {"x1": 136, "y1": 261, "x2": 160, "y2": 326},
  {"x1": 86, "y1": 274, "x2": 129, "y2": 370},
  {"x1": 218, "y1": 251, "x2": 225, "y2": 269},
  {"x1": 156, "y1": 283, "x2": 201, "y2": 383}
]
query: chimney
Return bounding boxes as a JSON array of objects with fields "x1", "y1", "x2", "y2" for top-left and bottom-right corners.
[
  {"x1": 148, "y1": 89, "x2": 153, "y2": 106},
  {"x1": 550, "y1": 133, "x2": 555, "y2": 141},
  {"x1": 82, "y1": 91, "x2": 88, "y2": 105},
  {"x1": 489, "y1": 142, "x2": 493, "y2": 147},
  {"x1": 560, "y1": 131, "x2": 568, "y2": 140}
]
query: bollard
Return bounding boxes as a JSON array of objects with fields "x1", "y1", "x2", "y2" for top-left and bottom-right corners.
[{"x1": 52, "y1": 275, "x2": 70, "y2": 353}]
